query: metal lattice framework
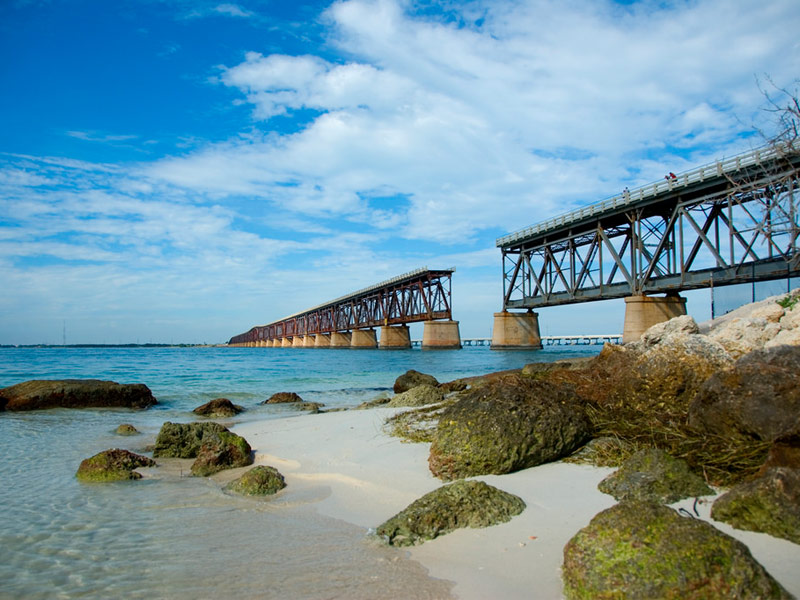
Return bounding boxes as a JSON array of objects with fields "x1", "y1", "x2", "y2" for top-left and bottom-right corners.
[
  {"x1": 498, "y1": 143, "x2": 800, "y2": 309},
  {"x1": 229, "y1": 268, "x2": 454, "y2": 345}
]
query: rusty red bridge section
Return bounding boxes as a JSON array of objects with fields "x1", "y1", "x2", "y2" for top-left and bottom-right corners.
[{"x1": 228, "y1": 267, "x2": 460, "y2": 348}]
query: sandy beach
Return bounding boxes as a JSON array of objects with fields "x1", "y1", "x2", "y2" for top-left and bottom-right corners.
[{"x1": 231, "y1": 408, "x2": 800, "y2": 599}]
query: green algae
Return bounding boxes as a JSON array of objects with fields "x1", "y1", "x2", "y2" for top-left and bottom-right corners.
[
  {"x1": 76, "y1": 449, "x2": 155, "y2": 482},
  {"x1": 226, "y1": 465, "x2": 286, "y2": 496}
]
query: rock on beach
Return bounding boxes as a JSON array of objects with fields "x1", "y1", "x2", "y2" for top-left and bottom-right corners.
[
  {"x1": 153, "y1": 421, "x2": 253, "y2": 476},
  {"x1": 0, "y1": 379, "x2": 157, "y2": 411},
  {"x1": 76, "y1": 449, "x2": 155, "y2": 482}
]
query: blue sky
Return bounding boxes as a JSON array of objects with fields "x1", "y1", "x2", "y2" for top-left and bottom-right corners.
[{"x1": 1, "y1": 0, "x2": 798, "y2": 344}]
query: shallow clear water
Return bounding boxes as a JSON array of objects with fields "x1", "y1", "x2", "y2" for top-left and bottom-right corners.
[{"x1": 0, "y1": 345, "x2": 599, "y2": 599}]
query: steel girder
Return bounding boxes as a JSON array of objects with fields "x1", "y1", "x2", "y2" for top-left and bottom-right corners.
[
  {"x1": 500, "y1": 146, "x2": 800, "y2": 309},
  {"x1": 229, "y1": 268, "x2": 454, "y2": 344}
]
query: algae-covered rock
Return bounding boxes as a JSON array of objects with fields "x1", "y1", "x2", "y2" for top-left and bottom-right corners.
[
  {"x1": 265, "y1": 392, "x2": 304, "y2": 404},
  {"x1": 153, "y1": 421, "x2": 227, "y2": 458},
  {"x1": 190, "y1": 429, "x2": 253, "y2": 477},
  {"x1": 393, "y1": 370, "x2": 439, "y2": 394},
  {"x1": 226, "y1": 465, "x2": 286, "y2": 496},
  {"x1": 376, "y1": 480, "x2": 525, "y2": 546},
  {"x1": 76, "y1": 448, "x2": 155, "y2": 482},
  {"x1": 193, "y1": 398, "x2": 243, "y2": 418},
  {"x1": 0, "y1": 379, "x2": 157, "y2": 411},
  {"x1": 711, "y1": 467, "x2": 800, "y2": 545},
  {"x1": 597, "y1": 448, "x2": 713, "y2": 503},
  {"x1": 388, "y1": 384, "x2": 445, "y2": 408},
  {"x1": 562, "y1": 500, "x2": 791, "y2": 599},
  {"x1": 428, "y1": 373, "x2": 590, "y2": 480},
  {"x1": 115, "y1": 423, "x2": 139, "y2": 436},
  {"x1": 689, "y1": 346, "x2": 800, "y2": 442}
]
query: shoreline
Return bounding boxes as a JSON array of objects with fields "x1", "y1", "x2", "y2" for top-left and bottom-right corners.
[{"x1": 230, "y1": 408, "x2": 800, "y2": 599}]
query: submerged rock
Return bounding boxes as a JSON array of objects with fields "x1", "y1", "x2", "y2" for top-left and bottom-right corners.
[
  {"x1": 562, "y1": 500, "x2": 791, "y2": 599},
  {"x1": 393, "y1": 370, "x2": 439, "y2": 394},
  {"x1": 387, "y1": 384, "x2": 445, "y2": 408},
  {"x1": 689, "y1": 346, "x2": 800, "y2": 442},
  {"x1": 115, "y1": 423, "x2": 140, "y2": 436},
  {"x1": 0, "y1": 379, "x2": 157, "y2": 411},
  {"x1": 193, "y1": 398, "x2": 243, "y2": 418},
  {"x1": 76, "y1": 449, "x2": 155, "y2": 482},
  {"x1": 376, "y1": 480, "x2": 525, "y2": 547},
  {"x1": 711, "y1": 467, "x2": 800, "y2": 545},
  {"x1": 226, "y1": 465, "x2": 286, "y2": 496},
  {"x1": 597, "y1": 448, "x2": 713, "y2": 503},
  {"x1": 152, "y1": 421, "x2": 253, "y2": 476},
  {"x1": 428, "y1": 373, "x2": 590, "y2": 480}
]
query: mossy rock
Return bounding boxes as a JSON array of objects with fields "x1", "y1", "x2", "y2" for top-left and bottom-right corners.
[
  {"x1": 393, "y1": 370, "x2": 439, "y2": 394},
  {"x1": 152, "y1": 421, "x2": 228, "y2": 458},
  {"x1": 226, "y1": 465, "x2": 286, "y2": 496},
  {"x1": 598, "y1": 448, "x2": 714, "y2": 503},
  {"x1": 265, "y1": 392, "x2": 304, "y2": 404},
  {"x1": 1, "y1": 379, "x2": 157, "y2": 411},
  {"x1": 76, "y1": 448, "x2": 155, "y2": 482},
  {"x1": 388, "y1": 384, "x2": 445, "y2": 407},
  {"x1": 562, "y1": 500, "x2": 791, "y2": 599},
  {"x1": 428, "y1": 373, "x2": 590, "y2": 480},
  {"x1": 193, "y1": 398, "x2": 243, "y2": 418},
  {"x1": 190, "y1": 430, "x2": 253, "y2": 477},
  {"x1": 376, "y1": 480, "x2": 525, "y2": 546},
  {"x1": 711, "y1": 467, "x2": 800, "y2": 545},
  {"x1": 115, "y1": 423, "x2": 140, "y2": 436}
]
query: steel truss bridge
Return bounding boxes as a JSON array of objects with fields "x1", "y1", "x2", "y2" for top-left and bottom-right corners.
[
  {"x1": 498, "y1": 143, "x2": 800, "y2": 309},
  {"x1": 228, "y1": 267, "x2": 454, "y2": 345}
]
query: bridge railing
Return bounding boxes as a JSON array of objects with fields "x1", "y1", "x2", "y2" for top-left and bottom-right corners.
[{"x1": 497, "y1": 143, "x2": 794, "y2": 248}]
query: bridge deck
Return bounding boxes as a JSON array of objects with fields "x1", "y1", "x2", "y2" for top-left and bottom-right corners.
[{"x1": 497, "y1": 143, "x2": 800, "y2": 309}]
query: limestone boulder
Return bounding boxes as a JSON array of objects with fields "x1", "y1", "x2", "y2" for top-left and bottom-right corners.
[
  {"x1": 115, "y1": 423, "x2": 139, "y2": 436},
  {"x1": 562, "y1": 500, "x2": 791, "y2": 599},
  {"x1": 0, "y1": 379, "x2": 157, "y2": 411},
  {"x1": 226, "y1": 465, "x2": 286, "y2": 496},
  {"x1": 265, "y1": 392, "x2": 304, "y2": 404},
  {"x1": 76, "y1": 449, "x2": 155, "y2": 482},
  {"x1": 387, "y1": 384, "x2": 445, "y2": 408},
  {"x1": 597, "y1": 448, "x2": 713, "y2": 503},
  {"x1": 153, "y1": 421, "x2": 228, "y2": 458},
  {"x1": 689, "y1": 346, "x2": 800, "y2": 442},
  {"x1": 639, "y1": 314, "x2": 699, "y2": 347},
  {"x1": 428, "y1": 374, "x2": 590, "y2": 480},
  {"x1": 711, "y1": 467, "x2": 800, "y2": 545},
  {"x1": 193, "y1": 398, "x2": 243, "y2": 418},
  {"x1": 190, "y1": 429, "x2": 253, "y2": 477},
  {"x1": 376, "y1": 480, "x2": 525, "y2": 547},
  {"x1": 708, "y1": 317, "x2": 782, "y2": 358},
  {"x1": 393, "y1": 370, "x2": 439, "y2": 394}
]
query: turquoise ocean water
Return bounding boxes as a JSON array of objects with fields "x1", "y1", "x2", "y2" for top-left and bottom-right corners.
[{"x1": 0, "y1": 345, "x2": 599, "y2": 599}]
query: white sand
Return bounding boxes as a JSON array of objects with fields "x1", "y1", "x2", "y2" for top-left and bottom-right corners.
[{"x1": 233, "y1": 409, "x2": 800, "y2": 599}]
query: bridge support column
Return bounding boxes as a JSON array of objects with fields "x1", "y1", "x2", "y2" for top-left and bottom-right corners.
[
  {"x1": 623, "y1": 294, "x2": 687, "y2": 343},
  {"x1": 303, "y1": 335, "x2": 316, "y2": 347},
  {"x1": 330, "y1": 332, "x2": 352, "y2": 348},
  {"x1": 292, "y1": 336, "x2": 305, "y2": 348},
  {"x1": 351, "y1": 329, "x2": 378, "y2": 348},
  {"x1": 491, "y1": 311, "x2": 542, "y2": 350},
  {"x1": 422, "y1": 320, "x2": 461, "y2": 349},
  {"x1": 281, "y1": 337, "x2": 292, "y2": 347},
  {"x1": 315, "y1": 333, "x2": 331, "y2": 348},
  {"x1": 379, "y1": 325, "x2": 411, "y2": 349}
]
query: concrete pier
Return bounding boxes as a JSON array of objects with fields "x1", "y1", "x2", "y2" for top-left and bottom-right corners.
[
  {"x1": 281, "y1": 337, "x2": 292, "y2": 347},
  {"x1": 379, "y1": 325, "x2": 411, "y2": 349},
  {"x1": 292, "y1": 336, "x2": 304, "y2": 348},
  {"x1": 303, "y1": 335, "x2": 315, "y2": 347},
  {"x1": 491, "y1": 311, "x2": 542, "y2": 349},
  {"x1": 330, "y1": 331, "x2": 352, "y2": 348},
  {"x1": 622, "y1": 294, "x2": 687, "y2": 343},
  {"x1": 314, "y1": 333, "x2": 331, "y2": 348},
  {"x1": 351, "y1": 329, "x2": 378, "y2": 348},
  {"x1": 422, "y1": 320, "x2": 461, "y2": 349}
]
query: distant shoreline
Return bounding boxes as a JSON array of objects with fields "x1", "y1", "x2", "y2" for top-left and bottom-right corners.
[{"x1": 0, "y1": 343, "x2": 227, "y2": 349}]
